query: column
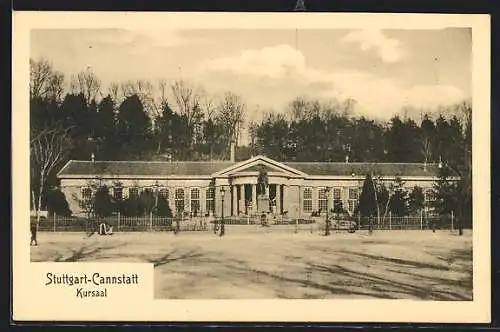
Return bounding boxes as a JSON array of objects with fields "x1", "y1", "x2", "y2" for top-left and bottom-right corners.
[
  {"x1": 232, "y1": 185, "x2": 238, "y2": 216},
  {"x1": 239, "y1": 185, "x2": 245, "y2": 214},
  {"x1": 276, "y1": 184, "x2": 281, "y2": 215},
  {"x1": 282, "y1": 184, "x2": 288, "y2": 213},
  {"x1": 298, "y1": 185, "x2": 303, "y2": 217},
  {"x1": 252, "y1": 184, "x2": 257, "y2": 213}
]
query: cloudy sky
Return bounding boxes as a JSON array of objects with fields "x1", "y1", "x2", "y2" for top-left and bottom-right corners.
[{"x1": 31, "y1": 28, "x2": 471, "y2": 123}]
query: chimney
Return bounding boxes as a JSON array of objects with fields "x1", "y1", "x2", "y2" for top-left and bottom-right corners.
[
  {"x1": 345, "y1": 155, "x2": 349, "y2": 163},
  {"x1": 91, "y1": 153, "x2": 95, "y2": 163},
  {"x1": 230, "y1": 141, "x2": 235, "y2": 163}
]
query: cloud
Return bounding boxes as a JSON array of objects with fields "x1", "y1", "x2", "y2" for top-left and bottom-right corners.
[
  {"x1": 200, "y1": 44, "x2": 306, "y2": 78},
  {"x1": 192, "y1": 44, "x2": 467, "y2": 119},
  {"x1": 341, "y1": 29, "x2": 404, "y2": 63}
]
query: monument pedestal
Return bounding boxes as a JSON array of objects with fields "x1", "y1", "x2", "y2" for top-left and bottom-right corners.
[{"x1": 257, "y1": 195, "x2": 270, "y2": 214}]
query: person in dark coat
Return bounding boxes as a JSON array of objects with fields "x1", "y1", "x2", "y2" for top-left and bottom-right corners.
[
  {"x1": 368, "y1": 215, "x2": 374, "y2": 235},
  {"x1": 30, "y1": 222, "x2": 38, "y2": 246}
]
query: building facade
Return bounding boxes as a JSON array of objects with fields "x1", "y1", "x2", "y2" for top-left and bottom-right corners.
[{"x1": 57, "y1": 155, "x2": 443, "y2": 218}]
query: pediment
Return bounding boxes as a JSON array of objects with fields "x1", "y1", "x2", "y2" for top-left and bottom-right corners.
[
  {"x1": 212, "y1": 155, "x2": 307, "y2": 178},
  {"x1": 240, "y1": 165, "x2": 276, "y2": 173}
]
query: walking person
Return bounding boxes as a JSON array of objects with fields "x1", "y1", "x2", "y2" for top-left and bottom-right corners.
[{"x1": 30, "y1": 221, "x2": 38, "y2": 246}]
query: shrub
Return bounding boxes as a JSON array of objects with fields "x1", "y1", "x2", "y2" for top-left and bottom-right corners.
[{"x1": 46, "y1": 188, "x2": 72, "y2": 217}]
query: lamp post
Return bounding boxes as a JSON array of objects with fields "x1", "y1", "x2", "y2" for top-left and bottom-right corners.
[
  {"x1": 324, "y1": 187, "x2": 331, "y2": 236},
  {"x1": 220, "y1": 186, "x2": 226, "y2": 237}
]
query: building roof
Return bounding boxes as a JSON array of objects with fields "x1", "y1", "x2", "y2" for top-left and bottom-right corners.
[
  {"x1": 284, "y1": 162, "x2": 440, "y2": 177},
  {"x1": 58, "y1": 156, "x2": 441, "y2": 179},
  {"x1": 58, "y1": 160, "x2": 235, "y2": 178}
]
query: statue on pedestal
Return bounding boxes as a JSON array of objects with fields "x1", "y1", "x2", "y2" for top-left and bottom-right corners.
[{"x1": 257, "y1": 166, "x2": 270, "y2": 213}]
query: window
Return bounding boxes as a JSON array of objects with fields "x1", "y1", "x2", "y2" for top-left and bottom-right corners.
[
  {"x1": 190, "y1": 188, "x2": 200, "y2": 214},
  {"x1": 81, "y1": 187, "x2": 92, "y2": 202},
  {"x1": 159, "y1": 188, "x2": 169, "y2": 200},
  {"x1": 318, "y1": 188, "x2": 328, "y2": 213},
  {"x1": 129, "y1": 187, "x2": 139, "y2": 199},
  {"x1": 206, "y1": 187, "x2": 215, "y2": 213},
  {"x1": 347, "y1": 187, "x2": 359, "y2": 214},
  {"x1": 332, "y1": 187, "x2": 342, "y2": 211},
  {"x1": 303, "y1": 187, "x2": 312, "y2": 213},
  {"x1": 175, "y1": 188, "x2": 185, "y2": 213},
  {"x1": 424, "y1": 188, "x2": 434, "y2": 211},
  {"x1": 113, "y1": 186, "x2": 123, "y2": 200},
  {"x1": 348, "y1": 187, "x2": 359, "y2": 200}
]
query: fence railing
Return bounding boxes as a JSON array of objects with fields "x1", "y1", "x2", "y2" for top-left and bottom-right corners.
[
  {"x1": 354, "y1": 214, "x2": 467, "y2": 231},
  {"x1": 32, "y1": 215, "x2": 210, "y2": 232},
  {"x1": 31, "y1": 212, "x2": 466, "y2": 233}
]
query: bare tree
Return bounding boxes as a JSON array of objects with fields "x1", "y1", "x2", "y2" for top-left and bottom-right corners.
[
  {"x1": 216, "y1": 91, "x2": 246, "y2": 146},
  {"x1": 120, "y1": 79, "x2": 157, "y2": 118},
  {"x1": 248, "y1": 120, "x2": 259, "y2": 155},
  {"x1": 30, "y1": 58, "x2": 65, "y2": 102},
  {"x1": 108, "y1": 82, "x2": 120, "y2": 105},
  {"x1": 46, "y1": 72, "x2": 65, "y2": 103},
  {"x1": 287, "y1": 96, "x2": 310, "y2": 122},
  {"x1": 197, "y1": 87, "x2": 216, "y2": 120},
  {"x1": 30, "y1": 126, "x2": 73, "y2": 223},
  {"x1": 170, "y1": 80, "x2": 203, "y2": 128},
  {"x1": 421, "y1": 136, "x2": 433, "y2": 165},
  {"x1": 70, "y1": 68, "x2": 102, "y2": 104},
  {"x1": 158, "y1": 79, "x2": 168, "y2": 106}
]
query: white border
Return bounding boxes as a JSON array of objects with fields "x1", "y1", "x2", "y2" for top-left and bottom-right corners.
[{"x1": 12, "y1": 12, "x2": 491, "y2": 323}]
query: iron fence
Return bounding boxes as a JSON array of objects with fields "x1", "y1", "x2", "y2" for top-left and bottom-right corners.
[{"x1": 30, "y1": 212, "x2": 467, "y2": 233}]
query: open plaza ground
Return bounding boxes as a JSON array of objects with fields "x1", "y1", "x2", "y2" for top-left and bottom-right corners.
[{"x1": 30, "y1": 228, "x2": 473, "y2": 300}]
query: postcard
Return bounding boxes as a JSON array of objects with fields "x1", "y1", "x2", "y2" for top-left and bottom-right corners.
[{"x1": 12, "y1": 11, "x2": 491, "y2": 323}]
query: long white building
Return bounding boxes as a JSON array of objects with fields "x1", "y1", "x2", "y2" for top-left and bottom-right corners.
[{"x1": 57, "y1": 155, "x2": 442, "y2": 218}]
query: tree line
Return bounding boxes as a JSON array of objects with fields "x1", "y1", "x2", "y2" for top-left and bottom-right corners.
[{"x1": 29, "y1": 57, "x2": 472, "y2": 229}]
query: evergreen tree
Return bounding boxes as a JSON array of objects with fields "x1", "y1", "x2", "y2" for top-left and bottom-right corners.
[
  {"x1": 358, "y1": 173, "x2": 378, "y2": 220},
  {"x1": 420, "y1": 114, "x2": 436, "y2": 163},
  {"x1": 430, "y1": 165, "x2": 459, "y2": 215},
  {"x1": 408, "y1": 186, "x2": 425, "y2": 216},
  {"x1": 140, "y1": 189, "x2": 156, "y2": 215},
  {"x1": 116, "y1": 94, "x2": 151, "y2": 159},
  {"x1": 94, "y1": 185, "x2": 114, "y2": 218},
  {"x1": 156, "y1": 197, "x2": 173, "y2": 217},
  {"x1": 46, "y1": 188, "x2": 72, "y2": 217},
  {"x1": 388, "y1": 177, "x2": 409, "y2": 216},
  {"x1": 96, "y1": 95, "x2": 117, "y2": 159}
]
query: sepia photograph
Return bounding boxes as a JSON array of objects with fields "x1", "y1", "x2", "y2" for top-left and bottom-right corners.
[{"x1": 13, "y1": 12, "x2": 491, "y2": 322}]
